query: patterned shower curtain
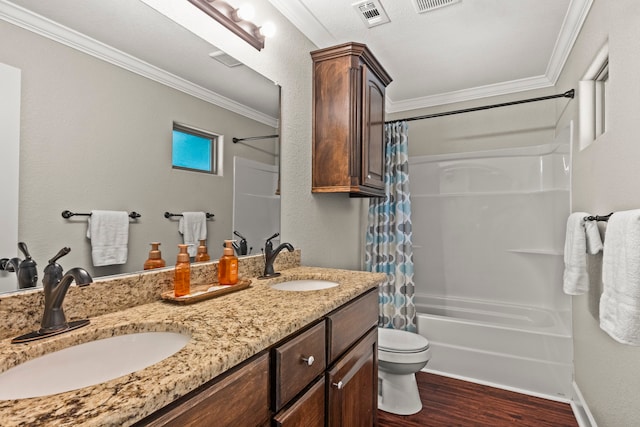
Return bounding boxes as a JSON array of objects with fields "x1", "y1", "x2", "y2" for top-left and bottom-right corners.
[{"x1": 365, "y1": 121, "x2": 416, "y2": 332}]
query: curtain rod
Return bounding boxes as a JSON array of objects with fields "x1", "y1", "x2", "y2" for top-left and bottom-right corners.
[
  {"x1": 232, "y1": 134, "x2": 279, "y2": 143},
  {"x1": 387, "y1": 89, "x2": 574, "y2": 124}
]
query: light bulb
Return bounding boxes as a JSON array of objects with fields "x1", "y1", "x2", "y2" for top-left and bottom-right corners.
[
  {"x1": 260, "y1": 21, "x2": 276, "y2": 38},
  {"x1": 236, "y1": 3, "x2": 255, "y2": 21}
]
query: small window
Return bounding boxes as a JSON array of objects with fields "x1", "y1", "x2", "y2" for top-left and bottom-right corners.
[
  {"x1": 579, "y1": 42, "x2": 609, "y2": 150},
  {"x1": 172, "y1": 123, "x2": 220, "y2": 174}
]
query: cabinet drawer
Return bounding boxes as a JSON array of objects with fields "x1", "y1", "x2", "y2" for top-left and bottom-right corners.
[
  {"x1": 273, "y1": 321, "x2": 326, "y2": 411},
  {"x1": 327, "y1": 288, "x2": 378, "y2": 363},
  {"x1": 273, "y1": 377, "x2": 325, "y2": 427}
]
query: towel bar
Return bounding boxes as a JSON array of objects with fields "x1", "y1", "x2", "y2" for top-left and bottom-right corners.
[
  {"x1": 164, "y1": 212, "x2": 215, "y2": 219},
  {"x1": 583, "y1": 212, "x2": 613, "y2": 222},
  {"x1": 62, "y1": 210, "x2": 141, "y2": 219}
]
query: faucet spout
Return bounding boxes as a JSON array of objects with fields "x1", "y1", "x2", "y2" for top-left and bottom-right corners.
[
  {"x1": 260, "y1": 233, "x2": 294, "y2": 279},
  {"x1": 40, "y1": 248, "x2": 93, "y2": 334}
]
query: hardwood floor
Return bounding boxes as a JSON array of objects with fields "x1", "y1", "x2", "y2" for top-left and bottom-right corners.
[{"x1": 378, "y1": 372, "x2": 578, "y2": 427}]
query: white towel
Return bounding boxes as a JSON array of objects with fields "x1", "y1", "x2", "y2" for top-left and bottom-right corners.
[
  {"x1": 178, "y1": 212, "x2": 207, "y2": 257},
  {"x1": 563, "y1": 212, "x2": 592, "y2": 295},
  {"x1": 585, "y1": 220, "x2": 604, "y2": 255},
  {"x1": 599, "y1": 210, "x2": 640, "y2": 345},
  {"x1": 86, "y1": 210, "x2": 129, "y2": 267}
]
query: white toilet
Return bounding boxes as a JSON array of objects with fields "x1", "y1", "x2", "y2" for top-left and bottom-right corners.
[{"x1": 377, "y1": 327, "x2": 431, "y2": 415}]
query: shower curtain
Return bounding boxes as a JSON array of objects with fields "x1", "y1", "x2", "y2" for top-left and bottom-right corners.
[{"x1": 365, "y1": 121, "x2": 416, "y2": 332}]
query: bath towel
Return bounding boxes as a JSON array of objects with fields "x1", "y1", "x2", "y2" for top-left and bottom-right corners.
[
  {"x1": 563, "y1": 212, "x2": 593, "y2": 295},
  {"x1": 599, "y1": 210, "x2": 640, "y2": 345},
  {"x1": 179, "y1": 212, "x2": 207, "y2": 257},
  {"x1": 86, "y1": 210, "x2": 129, "y2": 267}
]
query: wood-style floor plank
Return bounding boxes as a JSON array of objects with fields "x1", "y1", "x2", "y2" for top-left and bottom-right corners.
[{"x1": 378, "y1": 372, "x2": 578, "y2": 427}]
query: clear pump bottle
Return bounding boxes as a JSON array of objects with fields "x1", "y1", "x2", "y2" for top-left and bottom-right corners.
[
  {"x1": 174, "y1": 244, "x2": 191, "y2": 297},
  {"x1": 218, "y1": 240, "x2": 238, "y2": 285}
]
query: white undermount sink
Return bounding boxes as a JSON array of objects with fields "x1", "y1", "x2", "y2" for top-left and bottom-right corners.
[
  {"x1": 0, "y1": 331, "x2": 190, "y2": 400},
  {"x1": 270, "y1": 279, "x2": 339, "y2": 291}
]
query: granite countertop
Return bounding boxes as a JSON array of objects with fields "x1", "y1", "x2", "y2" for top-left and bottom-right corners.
[{"x1": 0, "y1": 266, "x2": 385, "y2": 426}]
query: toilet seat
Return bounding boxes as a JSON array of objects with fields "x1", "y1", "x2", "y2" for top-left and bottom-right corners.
[{"x1": 378, "y1": 328, "x2": 430, "y2": 353}]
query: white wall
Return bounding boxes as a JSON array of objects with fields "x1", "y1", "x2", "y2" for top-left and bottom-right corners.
[
  {"x1": 0, "y1": 62, "x2": 20, "y2": 292},
  {"x1": 555, "y1": 1, "x2": 640, "y2": 425}
]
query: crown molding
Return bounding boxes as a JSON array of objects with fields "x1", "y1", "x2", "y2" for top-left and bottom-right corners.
[
  {"x1": 545, "y1": 0, "x2": 594, "y2": 84},
  {"x1": 386, "y1": 75, "x2": 554, "y2": 114},
  {"x1": 0, "y1": 0, "x2": 278, "y2": 128}
]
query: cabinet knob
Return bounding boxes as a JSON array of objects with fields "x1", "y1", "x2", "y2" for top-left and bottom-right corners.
[
  {"x1": 332, "y1": 381, "x2": 344, "y2": 390},
  {"x1": 367, "y1": 174, "x2": 372, "y2": 179},
  {"x1": 301, "y1": 355, "x2": 315, "y2": 366}
]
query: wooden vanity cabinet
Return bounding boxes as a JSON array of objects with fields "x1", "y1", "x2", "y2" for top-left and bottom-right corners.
[
  {"x1": 136, "y1": 352, "x2": 270, "y2": 427},
  {"x1": 311, "y1": 42, "x2": 392, "y2": 197}
]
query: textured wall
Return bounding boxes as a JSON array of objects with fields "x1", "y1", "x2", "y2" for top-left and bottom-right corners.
[{"x1": 555, "y1": 0, "x2": 640, "y2": 425}]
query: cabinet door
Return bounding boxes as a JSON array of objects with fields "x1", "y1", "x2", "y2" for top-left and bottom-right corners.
[
  {"x1": 273, "y1": 377, "x2": 325, "y2": 427},
  {"x1": 326, "y1": 328, "x2": 378, "y2": 427},
  {"x1": 361, "y1": 63, "x2": 386, "y2": 192},
  {"x1": 138, "y1": 352, "x2": 270, "y2": 427}
]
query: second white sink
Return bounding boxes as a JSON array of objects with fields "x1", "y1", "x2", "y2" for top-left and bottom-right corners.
[
  {"x1": 270, "y1": 279, "x2": 339, "y2": 291},
  {"x1": 0, "y1": 331, "x2": 190, "y2": 400}
]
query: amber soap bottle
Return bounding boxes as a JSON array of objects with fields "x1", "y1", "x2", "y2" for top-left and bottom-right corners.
[
  {"x1": 195, "y1": 239, "x2": 211, "y2": 262},
  {"x1": 144, "y1": 242, "x2": 166, "y2": 270},
  {"x1": 174, "y1": 244, "x2": 191, "y2": 297},
  {"x1": 218, "y1": 240, "x2": 238, "y2": 285}
]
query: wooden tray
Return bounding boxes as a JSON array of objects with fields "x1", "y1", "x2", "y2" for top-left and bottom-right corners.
[{"x1": 161, "y1": 279, "x2": 251, "y2": 305}]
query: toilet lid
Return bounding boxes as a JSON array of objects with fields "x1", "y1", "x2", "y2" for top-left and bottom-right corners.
[{"x1": 378, "y1": 328, "x2": 429, "y2": 353}]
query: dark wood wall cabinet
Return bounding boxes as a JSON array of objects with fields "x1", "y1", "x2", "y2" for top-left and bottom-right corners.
[
  {"x1": 135, "y1": 288, "x2": 378, "y2": 427},
  {"x1": 311, "y1": 42, "x2": 392, "y2": 197}
]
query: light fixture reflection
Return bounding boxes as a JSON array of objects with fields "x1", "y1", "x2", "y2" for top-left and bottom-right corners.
[{"x1": 188, "y1": 0, "x2": 275, "y2": 51}]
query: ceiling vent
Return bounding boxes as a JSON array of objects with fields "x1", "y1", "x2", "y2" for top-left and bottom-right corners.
[
  {"x1": 208, "y1": 50, "x2": 242, "y2": 67},
  {"x1": 412, "y1": 0, "x2": 461, "y2": 14},
  {"x1": 352, "y1": 0, "x2": 390, "y2": 28}
]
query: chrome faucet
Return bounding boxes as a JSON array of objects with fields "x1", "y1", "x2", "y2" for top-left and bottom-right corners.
[
  {"x1": 39, "y1": 247, "x2": 93, "y2": 334},
  {"x1": 0, "y1": 242, "x2": 38, "y2": 289},
  {"x1": 259, "y1": 233, "x2": 294, "y2": 279}
]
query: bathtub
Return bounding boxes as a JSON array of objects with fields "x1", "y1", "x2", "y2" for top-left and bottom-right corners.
[{"x1": 416, "y1": 294, "x2": 573, "y2": 399}]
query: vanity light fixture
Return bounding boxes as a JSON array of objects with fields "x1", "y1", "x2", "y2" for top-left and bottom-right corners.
[{"x1": 187, "y1": 0, "x2": 275, "y2": 51}]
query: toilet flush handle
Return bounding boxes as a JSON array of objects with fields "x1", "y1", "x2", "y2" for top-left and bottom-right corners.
[
  {"x1": 332, "y1": 381, "x2": 344, "y2": 389},
  {"x1": 301, "y1": 355, "x2": 315, "y2": 366}
]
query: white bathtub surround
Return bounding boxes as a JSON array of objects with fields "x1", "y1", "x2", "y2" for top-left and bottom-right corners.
[
  {"x1": 366, "y1": 121, "x2": 416, "y2": 330},
  {"x1": 563, "y1": 212, "x2": 602, "y2": 295},
  {"x1": 599, "y1": 209, "x2": 640, "y2": 345},
  {"x1": 410, "y1": 141, "x2": 572, "y2": 398}
]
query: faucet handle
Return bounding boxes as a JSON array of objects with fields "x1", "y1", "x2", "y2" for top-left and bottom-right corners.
[
  {"x1": 49, "y1": 247, "x2": 71, "y2": 264},
  {"x1": 18, "y1": 242, "x2": 33, "y2": 260},
  {"x1": 265, "y1": 232, "x2": 279, "y2": 243}
]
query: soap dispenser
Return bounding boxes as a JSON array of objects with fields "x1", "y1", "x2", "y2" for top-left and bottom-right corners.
[
  {"x1": 218, "y1": 240, "x2": 238, "y2": 285},
  {"x1": 144, "y1": 242, "x2": 166, "y2": 270},
  {"x1": 195, "y1": 239, "x2": 211, "y2": 262},
  {"x1": 174, "y1": 244, "x2": 191, "y2": 297}
]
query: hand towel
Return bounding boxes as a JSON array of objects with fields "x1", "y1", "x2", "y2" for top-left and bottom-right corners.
[
  {"x1": 599, "y1": 210, "x2": 640, "y2": 345},
  {"x1": 86, "y1": 210, "x2": 129, "y2": 267},
  {"x1": 179, "y1": 212, "x2": 207, "y2": 257},
  {"x1": 563, "y1": 212, "x2": 591, "y2": 295},
  {"x1": 585, "y1": 220, "x2": 604, "y2": 255}
]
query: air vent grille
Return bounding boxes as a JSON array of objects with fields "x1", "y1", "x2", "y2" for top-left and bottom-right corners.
[
  {"x1": 412, "y1": 0, "x2": 461, "y2": 14},
  {"x1": 209, "y1": 50, "x2": 242, "y2": 67},
  {"x1": 352, "y1": 0, "x2": 390, "y2": 28}
]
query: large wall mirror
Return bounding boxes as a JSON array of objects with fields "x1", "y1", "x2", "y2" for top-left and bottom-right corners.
[{"x1": 0, "y1": 0, "x2": 281, "y2": 293}]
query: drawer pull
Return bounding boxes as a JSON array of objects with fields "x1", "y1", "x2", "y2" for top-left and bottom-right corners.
[
  {"x1": 332, "y1": 381, "x2": 344, "y2": 390},
  {"x1": 301, "y1": 355, "x2": 315, "y2": 366}
]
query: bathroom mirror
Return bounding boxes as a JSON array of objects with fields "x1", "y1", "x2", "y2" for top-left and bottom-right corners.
[{"x1": 0, "y1": 0, "x2": 281, "y2": 293}]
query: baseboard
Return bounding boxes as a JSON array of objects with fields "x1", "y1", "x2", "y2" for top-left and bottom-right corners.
[
  {"x1": 571, "y1": 381, "x2": 598, "y2": 427},
  {"x1": 421, "y1": 368, "x2": 572, "y2": 403}
]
